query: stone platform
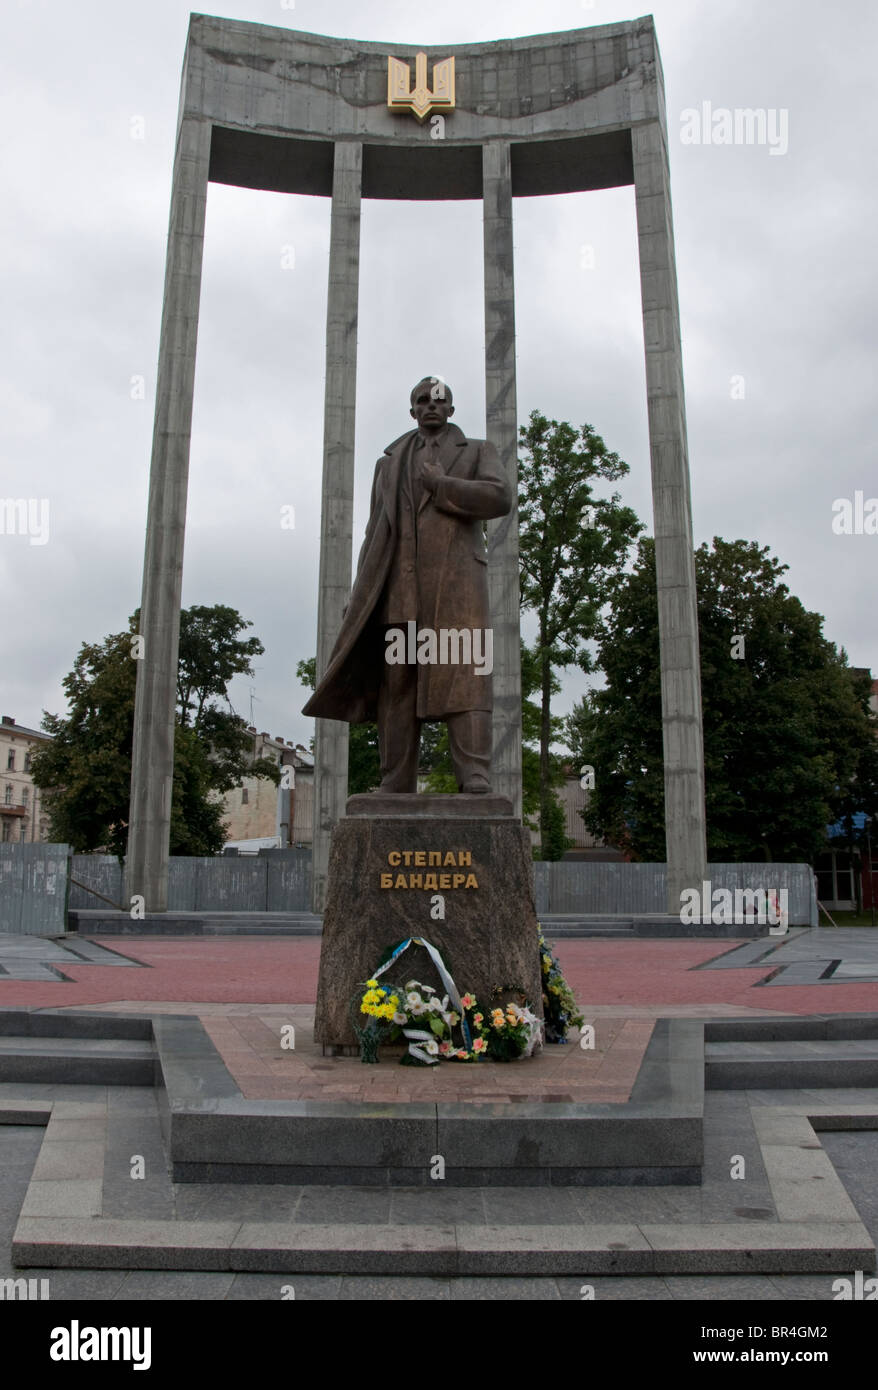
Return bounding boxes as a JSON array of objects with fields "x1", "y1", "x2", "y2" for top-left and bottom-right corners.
[
  {"x1": 2, "y1": 1006, "x2": 877, "y2": 1275},
  {"x1": 156, "y1": 1013, "x2": 702, "y2": 1188}
]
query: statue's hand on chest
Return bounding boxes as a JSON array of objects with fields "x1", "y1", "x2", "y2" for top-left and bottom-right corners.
[{"x1": 420, "y1": 459, "x2": 443, "y2": 494}]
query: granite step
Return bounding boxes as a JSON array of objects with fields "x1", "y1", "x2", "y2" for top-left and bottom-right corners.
[
  {"x1": 705, "y1": 1038, "x2": 878, "y2": 1090},
  {"x1": 541, "y1": 917, "x2": 635, "y2": 938},
  {"x1": 14, "y1": 1214, "x2": 873, "y2": 1277},
  {"x1": 0, "y1": 1008, "x2": 152, "y2": 1040},
  {"x1": 68, "y1": 910, "x2": 323, "y2": 936},
  {"x1": 0, "y1": 1036, "x2": 156, "y2": 1086},
  {"x1": 9, "y1": 1088, "x2": 875, "y2": 1277},
  {"x1": 540, "y1": 915, "x2": 773, "y2": 938}
]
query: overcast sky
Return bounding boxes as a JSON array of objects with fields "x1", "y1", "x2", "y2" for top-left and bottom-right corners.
[{"x1": 2, "y1": 0, "x2": 875, "y2": 754}]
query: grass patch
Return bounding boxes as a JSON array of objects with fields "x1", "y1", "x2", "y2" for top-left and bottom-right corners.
[{"x1": 817, "y1": 908, "x2": 878, "y2": 928}]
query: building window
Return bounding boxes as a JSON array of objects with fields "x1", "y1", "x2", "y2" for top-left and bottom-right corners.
[
  {"x1": 4, "y1": 785, "x2": 12, "y2": 805},
  {"x1": 6, "y1": 750, "x2": 14, "y2": 771},
  {"x1": 22, "y1": 787, "x2": 29, "y2": 807},
  {"x1": 816, "y1": 849, "x2": 856, "y2": 906},
  {"x1": 24, "y1": 751, "x2": 31, "y2": 772},
  {"x1": 242, "y1": 788, "x2": 249, "y2": 805}
]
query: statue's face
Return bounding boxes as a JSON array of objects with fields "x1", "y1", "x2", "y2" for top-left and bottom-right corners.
[{"x1": 410, "y1": 381, "x2": 454, "y2": 431}]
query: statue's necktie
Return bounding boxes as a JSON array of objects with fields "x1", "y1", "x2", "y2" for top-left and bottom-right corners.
[{"x1": 414, "y1": 436, "x2": 439, "y2": 499}]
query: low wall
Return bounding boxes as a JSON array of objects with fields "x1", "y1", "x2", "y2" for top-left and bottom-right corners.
[
  {"x1": 7, "y1": 847, "x2": 817, "y2": 929},
  {"x1": 0, "y1": 844, "x2": 70, "y2": 935},
  {"x1": 68, "y1": 849, "x2": 312, "y2": 913},
  {"x1": 534, "y1": 860, "x2": 817, "y2": 925}
]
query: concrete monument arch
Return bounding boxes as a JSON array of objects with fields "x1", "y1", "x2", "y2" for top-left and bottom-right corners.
[{"x1": 127, "y1": 13, "x2": 706, "y2": 915}]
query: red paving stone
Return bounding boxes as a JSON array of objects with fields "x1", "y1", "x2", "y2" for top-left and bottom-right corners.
[
  {"x1": 2, "y1": 933, "x2": 876, "y2": 1106},
  {"x1": 199, "y1": 1009, "x2": 647, "y2": 1104},
  {"x1": 551, "y1": 939, "x2": 878, "y2": 1016},
  {"x1": 0, "y1": 935, "x2": 876, "y2": 1019}
]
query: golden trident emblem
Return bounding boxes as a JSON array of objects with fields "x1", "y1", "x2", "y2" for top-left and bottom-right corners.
[{"x1": 387, "y1": 52, "x2": 455, "y2": 121}]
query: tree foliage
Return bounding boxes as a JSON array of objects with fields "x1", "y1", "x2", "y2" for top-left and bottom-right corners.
[
  {"x1": 31, "y1": 607, "x2": 277, "y2": 857},
  {"x1": 567, "y1": 537, "x2": 878, "y2": 863},
  {"x1": 517, "y1": 411, "x2": 643, "y2": 854},
  {"x1": 31, "y1": 630, "x2": 138, "y2": 858}
]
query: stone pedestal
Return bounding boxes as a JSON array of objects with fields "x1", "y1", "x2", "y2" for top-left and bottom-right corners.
[{"x1": 314, "y1": 797, "x2": 542, "y2": 1049}]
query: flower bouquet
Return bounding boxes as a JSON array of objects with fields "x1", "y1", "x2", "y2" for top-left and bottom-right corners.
[
  {"x1": 350, "y1": 978, "x2": 406, "y2": 1063},
  {"x1": 539, "y1": 930, "x2": 585, "y2": 1043},
  {"x1": 478, "y1": 994, "x2": 543, "y2": 1063}
]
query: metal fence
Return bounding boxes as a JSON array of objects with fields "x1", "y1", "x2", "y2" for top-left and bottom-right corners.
[
  {"x1": 3, "y1": 845, "x2": 817, "y2": 931},
  {"x1": 0, "y1": 844, "x2": 70, "y2": 935},
  {"x1": 534, "y1": 860, "x2": 816, "y2": 925},
  {"x1": 68, "y1": 849, "x2": 312, "y2": 913}
]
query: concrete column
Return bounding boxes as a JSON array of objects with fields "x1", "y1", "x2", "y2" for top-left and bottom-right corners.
[
  {"x1": 632, "y1": 120, "x2": 707, "y2": 914},
  {"x1": 483, "y1": 141, "x2": 523, "y2": 819},
  {"x1": 311, "y1": 141, "x2": 362, "y2": 912},
  {"x1": 127, "y1": 116, "x2": 211, "y2": 911}
]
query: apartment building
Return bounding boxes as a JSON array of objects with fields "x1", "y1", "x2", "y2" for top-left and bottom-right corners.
[{"x1": 0, "y1": 715, "x2": 51, "y2": 843}]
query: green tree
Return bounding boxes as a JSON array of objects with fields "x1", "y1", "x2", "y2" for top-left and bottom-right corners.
[
  {"x1": 520, "y1": 641, "x2": 569, "y2": 852},
  {"x1": 517, "y1": 411, "x2": 643, "y2": 854},
  {"x1": 567, "y1": 537, "x2": 878, "y2": 863},
  {"x1": 827, "y1": 667, "x2": 878, "y2": 910},
  {"x1": 31, "y1": 630, "x2": 138, "y2": 858},
  {"x1": 31, "y1": 607, "x2": 277, "y2": 857},
  {"x1": 177, "y1": 605, "x2": 265, "y2": 728},
  {"x1": 169, "y1": 723, "x2": 230, "y2": 857},
  {"x1": 539, "y1": 788, "x2": 570, "y2": 862},
  {"x1": 421, "y1": 641, "x2": 559, "y2": 820}
]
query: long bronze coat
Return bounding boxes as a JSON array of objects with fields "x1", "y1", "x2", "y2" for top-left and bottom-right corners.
[{"x1": 302, "y1": 422, "x2": 511, "y2": 723}]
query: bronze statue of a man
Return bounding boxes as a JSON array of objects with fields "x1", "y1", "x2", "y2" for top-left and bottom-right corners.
[{"x1": 302, "y1": 377, "x2": 512, "y2": 793}]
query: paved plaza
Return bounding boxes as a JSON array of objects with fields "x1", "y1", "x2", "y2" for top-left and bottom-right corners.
[
  {"x1": 3, "y1": 928, "x2": 878, "y2": 1013},
  {"x1": 1, "y1": 926, "x2": 877, "y2": 1300}
]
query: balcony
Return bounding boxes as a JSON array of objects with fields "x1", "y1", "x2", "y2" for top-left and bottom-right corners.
[{"x1": 0, "y1": 803, "x2": 26, "y2": 817}]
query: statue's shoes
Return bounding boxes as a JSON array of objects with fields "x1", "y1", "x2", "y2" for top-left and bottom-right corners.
[{"x1": 461, "y1": 778, "x2": 491, "y2": 794}]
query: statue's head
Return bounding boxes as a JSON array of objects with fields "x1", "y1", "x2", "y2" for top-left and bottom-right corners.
[{"x1": 410, "y1": 377, "x2": 454, "y2": 429}]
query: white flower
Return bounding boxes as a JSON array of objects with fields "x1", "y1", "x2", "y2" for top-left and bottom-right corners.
[
  {"x1": 406, "y1": 991, "x2": 421, "y2": 1009},
  {"x1": 428, "y1": 997, "x2": 444, "y2": 1013},
  {"x1": 392, "y1": 1012, "x2": 407, "y2": 1025},
  {"x1": 409, "y1": 1001, "x2": 427, "y2": 1017},
  {"x1": 425, "y1": 1040, "x2": 439, "y2": 1055}
]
